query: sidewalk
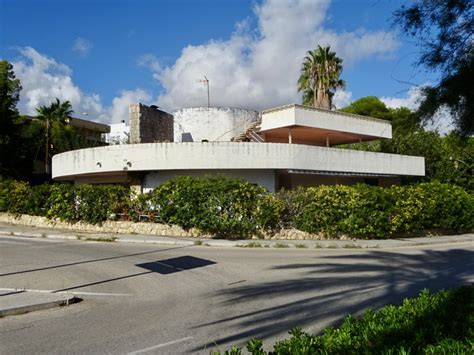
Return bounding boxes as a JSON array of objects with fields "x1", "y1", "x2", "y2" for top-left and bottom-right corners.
[
  {"x1": 0, "y1": 289, "x2": 78, "y2": 317},
  {"x1": 0, "y1": 221, "x2": 472, "y2": 249}
]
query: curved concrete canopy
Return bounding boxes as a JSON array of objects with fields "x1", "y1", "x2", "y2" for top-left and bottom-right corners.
[{"x1": 52, "y1": 142, "x2": 424, "y2": 180}]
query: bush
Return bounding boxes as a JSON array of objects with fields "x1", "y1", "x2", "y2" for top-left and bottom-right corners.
[
  {"x1": 276, "y1": 187, "x2": 313, "y2": 229},
  {"x1": 389, "y1": 182, "x2": 474, "y2": 235},
  {"x1": 75, "y1": 184, "x2": 129, "y2": 224},
  {"x1": 0, "y1": 178, "x2": 31, "y2": 214},
  {"x1": 127, "y1": 191, "x2": 153, "y2": 222},
  {"x1": 0, "y1": 177, "x2": 472, "y2": 238},
  {"x1": 45, "y1": 183, "x2": 130, "y2": 224},
  {"x1": 217, "y1": 286, "x2": 474, "y2": 354},
  {"x1": 293, "y1": 184, "x2": 394, "y2": 239},
  {"x1": 149, "y1": 176, "x2": 281, "y2": 238},
  {"x1": 24, "y1": 183, "x2": 52, "y2": 216},
  {"x1": 46, "y1": 183, "x2": 77, "y2": 221},
  {"x1": 283, "y1": 182, "x2": 474, "y2": 239}
]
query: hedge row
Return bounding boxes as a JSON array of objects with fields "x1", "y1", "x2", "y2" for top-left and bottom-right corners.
[
  {"x1": 0, "y1": 176, "x2": 282, "y2": 238},
  {"x1": 216, "y1": 286, "x2": 474, "y2": 354},
  {"x1": 0, "y1": 179, "x2": 130, "y2": 225},
  {"x1": 279, "y1": 182, "x2": 474, "y2": 238},
  {"x1": 1, "y1": 176, "x2": 473, "y2": 239}
]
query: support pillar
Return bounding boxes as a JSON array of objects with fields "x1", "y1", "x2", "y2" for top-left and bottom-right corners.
[{"x1": 129, "y1": 172, "x2": 143, "y2": 197}]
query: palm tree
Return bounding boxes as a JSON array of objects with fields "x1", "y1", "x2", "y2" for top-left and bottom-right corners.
[
  {"x1": 297, "y1": 45, "x2": 345, "y2": 110},
  {"x1": 36, "y1": 99, "x2": 74, "y2": 173}
]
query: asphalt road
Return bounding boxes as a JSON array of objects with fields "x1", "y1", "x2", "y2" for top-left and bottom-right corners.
[{"x1": 1, "y1": 234, "x2": 473, "y2": 354}]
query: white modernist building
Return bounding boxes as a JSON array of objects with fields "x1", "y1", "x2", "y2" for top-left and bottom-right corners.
[{"x1": 52, "y1": 104, "x2": 425, "y2": 192}]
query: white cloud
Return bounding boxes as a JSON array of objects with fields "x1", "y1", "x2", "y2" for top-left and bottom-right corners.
[
  {"x1": 333, "y1": 89, "x2": 353, "y2": 109},
  {"x1": 11, "y1": 0, "x2": 401, "y2": 126},
  {"x1": 13, "y1": 47, "x2": 97, "y2": 115},
  {"x1": 422, "y1": 107, "x2": 454, "y2": 134},
  {"x1": 12, "y1": 47, "x2": 152, "y2": 124},
  {"x1": 101, "y1": 89, "x2": 153, "y2": 124},
  {"x1": 142, "y1": 0, "x2": 399, "y2": 111},
  {"x1": 380, "y1": 86, "x2": 424, "y2": 110},
  {"x1": 72, "y1": 37, "x2": 93, "y2": 57},
  {"x1": 381, "y1": 86, "x2": 455, "y2": 134}
]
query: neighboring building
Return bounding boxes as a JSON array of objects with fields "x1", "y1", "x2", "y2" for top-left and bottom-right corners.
[
  {"x1": 23, "y1": 115, "x2": 110, "y2": 144},
  {"x1": 23, "y1": 115, "x2": 110, "y2": 177},
  {"x1": 65, "y1": 116, "x2": 110, "y2": 144},
  {"x1": 52, "y1": 103, "x2": 425, "y2": 192},
  {"x1": 105, "y1": 121, "x2": 130, "y2": 145}
]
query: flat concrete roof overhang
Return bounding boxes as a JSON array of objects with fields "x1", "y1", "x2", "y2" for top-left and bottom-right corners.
[
  {"x1": 67, "y1": 117, "x2": 111, "y2": 133},
  {"x1": 52, "y1": 142, "x2": 424, "y2": 181},
  {"x1": 260, "y1": 104, "x2": 392, "y2": 145}
]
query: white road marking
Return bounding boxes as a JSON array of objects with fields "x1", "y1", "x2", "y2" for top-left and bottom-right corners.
[
  {"x1": 0, "y1": 287, "x2": 133, "y2": 297},
  {"x1": 128, "y1": 336, "x2": 194, "y2": 354}
]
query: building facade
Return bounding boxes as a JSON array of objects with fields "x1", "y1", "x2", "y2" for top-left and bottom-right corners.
[{"x1": 52, "y1": 104, "x2": 424, "y2": 192}]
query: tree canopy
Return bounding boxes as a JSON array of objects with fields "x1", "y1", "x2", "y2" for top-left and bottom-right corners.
[
  {"x1": 393, "y1": 0, "x2": 473, "y2": 135},
  {"x1": 0, "y1": 61, "x2": 105, "y2": 181},
  {"x1": 0, "y1": 60, "x2": 23, "y2": 177},
  {"x1": 297, "y1": 45, "x2": 345, "y2": 109},
  {"x1": 341, "y1": 96, "x2": 473, "y2": 191},
  {"x1": 341, "y1": 96, "x2": 390, "y2": 119},
  {"x1": 341, "y1": 96, "x2": 419, "y2": 134}
]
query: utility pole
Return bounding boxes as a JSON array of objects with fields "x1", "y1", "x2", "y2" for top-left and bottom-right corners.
[
  {"x1": 45, "y1": 118, "x2": 49, "y2": 175},
  {"x1": 200, "y1": 76, "x2": 210, "y2": 107}
]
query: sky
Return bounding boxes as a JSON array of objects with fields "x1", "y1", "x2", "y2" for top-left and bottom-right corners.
[{"x1": 1, "y1": 0, "x2": 441, "y2": 126}]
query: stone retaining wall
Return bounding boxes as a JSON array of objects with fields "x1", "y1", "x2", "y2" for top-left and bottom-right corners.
[{"x1": 0, "y1": 213, "x2": 331, "y2": 240}]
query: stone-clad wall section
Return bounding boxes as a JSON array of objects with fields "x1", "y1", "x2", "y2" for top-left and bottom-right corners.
[
  {"x1": 0, "y1": 213, "x2": 331, "y2": 240},
  {"x1": 129, "y1": 103, "x2": 174, "y2": 144}
]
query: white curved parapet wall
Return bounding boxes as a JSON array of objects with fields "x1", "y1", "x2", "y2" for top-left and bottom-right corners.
[
  {"x1": 172, "y1": 107, "x2": 260, "y2": 142},
  {"x1": 53, "y1": 142, "x2": 424, "y2": 180}
]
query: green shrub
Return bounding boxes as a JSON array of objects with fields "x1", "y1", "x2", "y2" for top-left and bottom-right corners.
[
  {"x1": 46, "y1": 183, "x2": 77, "y2": 221},
  {"x1": 276, "y1": 187, "x2": 313, "y2": 229},
  {"x1": 0, "y1": 178, "x2": 31, "y2": 214},
  {"x1": 127, "y1": 191, "x2": 153, "y2": 222},
  {"x1": 25, "y1": 183, "x2": 52, "y2": 216},
  {"x1": 44, "y1": 183, "x2": 130, "y2": 224},
  {"x1": 296, "y1": 185, "x2": 356, "y2": 236},
  {"x1": 283, "y1": 182, "x2": 474, "y2": 239},
  {"x1": 219, "y1": 286, "x2": 474, "y2": 354},
  {"x1": 0, "y1": 177, "x2": 472, "y2": 238},
  {"x1": 294, "y1": 184, "x2": 394, "y2": 239},
  {"x1": 75, "y1": 184, "x2": 129, "y2": 224},
  {"x1": 149, "y1": 176, "x2": 281, "y2": 238},
  {"x1": 389, "y1": 182, "x2": 474, "y2": 234}
]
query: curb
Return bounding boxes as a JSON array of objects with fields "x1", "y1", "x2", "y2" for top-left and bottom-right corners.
[
  {"x1": 0, "y1": 227, "x2": 473, "y2": 250},
  {"x1": 0, "y1": 292, "x2": 79, "y2": 317}
]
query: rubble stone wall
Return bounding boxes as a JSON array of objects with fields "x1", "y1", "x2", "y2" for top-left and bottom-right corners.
[{"x1": 129, "y1": 103, "x2": 174, "y2": 144}]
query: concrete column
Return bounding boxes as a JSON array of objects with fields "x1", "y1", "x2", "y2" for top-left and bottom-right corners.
[
  {"x1": 326, "y1": 135, "x2": 329, "y2": 147},
  {"x1": 129, "y1": 173, "x2": 143, "y2": 197},
  {"x1": 288, "y1": 128, "x2": 293, "y2": 144}
]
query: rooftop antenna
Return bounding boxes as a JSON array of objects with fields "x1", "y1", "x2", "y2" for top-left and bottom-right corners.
[{"x1": 200, "y1": 75, "x2": 210, "y2": 108}]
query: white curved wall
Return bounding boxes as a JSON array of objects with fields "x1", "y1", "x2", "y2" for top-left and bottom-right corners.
[
  {"x1": 143, "y1": 169, "x2": 276, "y2": 193},
  {"x1": 52, "y1": 142, "x2": 425, "y2": 180},
  {"x1": 172, "y1": 107, "x2": 260, "y2": 142}
]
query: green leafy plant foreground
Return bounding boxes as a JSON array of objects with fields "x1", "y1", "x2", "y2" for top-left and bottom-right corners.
[
  {"x1": 0, "y1": 177, "x2": 473, "y2": 239},
  {"x1": 215, "y1": 286, "x2": 474, "y2": 355},
  {"x1": 281, "y1": 182, "x2": 474, "y2": 238}
]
